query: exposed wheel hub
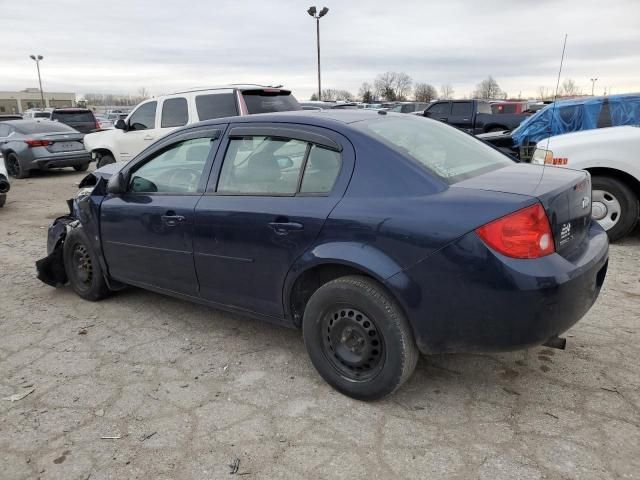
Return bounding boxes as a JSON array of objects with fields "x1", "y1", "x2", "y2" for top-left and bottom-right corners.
[
  {"x1": 72, "y1": 244, "x2": 92, "y2": 285},
  {"x1": 322, "y1": 307, "x2": 384, "y2": 380},
  {"x1": 592, "y1": 189, "x2": 621, "y2": 231}
]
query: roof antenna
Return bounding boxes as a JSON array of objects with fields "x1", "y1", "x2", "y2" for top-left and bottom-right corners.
[{"x1": 544, "y1": 34, "x2": 568, "y2": 155}]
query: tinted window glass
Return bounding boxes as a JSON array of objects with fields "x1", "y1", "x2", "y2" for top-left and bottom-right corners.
[
  {"x1": 51, "y1": 111, "x2": 94, "y2": 123},
  {"x1": 427, "y1": 102, "x2": 450, "y2": 115},
  {"x1": 241, "y1": 91, "x2": 300, "y2": 114},
  {"x1": 161, "y1": 97, "x2": 188, "y2": 128},
  {"x1": 129, "y1": 138, "x2": 212, "y2": 194},
  {"x1": 300, "y1": 146, "x2": 341, "y2": 193},
  {"x1": 451, "y1": 102, "x2": 472, "y2": 116},
  {"x1": 128, "y1": 101, "x2": 157, "y2": 130},
  {"x1": 217, "y1": 136, "x2": 307, "y2": 195},
  {"x1": 15, "y1": 121, "x2": 76, "y2": 134},
  {"x1": 195, "y1": 93, "x2": 238, "y2": 120},
  {"x1": 476, "y1": 102, "x2": 492, "y2": 114},
  {"x1": 358, "y1": 117, "x2": 512, "y2": 184},
  {"x1": 33, "y1": 112, "x2": 51, "y2": 118}
]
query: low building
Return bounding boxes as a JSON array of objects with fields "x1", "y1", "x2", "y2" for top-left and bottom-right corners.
[{"x1": 0, "y1": 88, "x2": 76, "y2": 113}]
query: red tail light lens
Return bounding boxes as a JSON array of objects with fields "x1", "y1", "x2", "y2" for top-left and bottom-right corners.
[
  {"x1": 475, "y1": 203, "x2": 555, "y2": 259},
  {"x1": 95, "y1": 119, "x2": 101, "y2": 130},
  {"x1": 25, "y1": 139, "x2": 52, "y2": 148}
]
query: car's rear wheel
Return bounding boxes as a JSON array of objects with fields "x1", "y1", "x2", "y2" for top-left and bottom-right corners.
[
  {"x1": 591, "y1": 176, "x2": 639, "y2": 242},
  {"x1": 73, "y1": 163, "x2": 90, "y2": 172},
  {"x1": 302, "y1": 275, "x2": 418, "y2": 400},
  {"x1": 96, "y1": 154, "x2": 115, "y2": 169},
  {"x1": 6, "y1": 153, "x2": 29, "y2": 179},
  {"x1": 63, "y1": 227, "x2": 110, "y2": 301}
]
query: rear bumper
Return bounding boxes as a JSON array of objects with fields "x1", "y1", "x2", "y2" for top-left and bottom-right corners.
[
  {"x1": 30, "y1": 152, "x2": 92, "y2": 170},
  {"x1": 387, "y1": 222, "x2": 609, "y2": 354}
]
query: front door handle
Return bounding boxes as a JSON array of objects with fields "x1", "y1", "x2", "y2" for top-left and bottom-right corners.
[
  {"x1": 143, "y1": 135, "x2": 155, "y2": 141},
  {"x1": 438, "y1": 117, "x2": 447, "y2": 121},
  {"x1": 161, "y1": 214, "x2": 186, "y2": 227},
  {"x1": 268, "y1": 220, "x2": 304, "y2": 235}
]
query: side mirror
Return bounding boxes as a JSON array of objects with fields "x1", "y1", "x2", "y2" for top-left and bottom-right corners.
[
  {"x1": 106, "y1": 171, "x2": 126, "y2": 194},
  {"x1": 114, "y1": 119, "x2": 127, "y2": 130}
]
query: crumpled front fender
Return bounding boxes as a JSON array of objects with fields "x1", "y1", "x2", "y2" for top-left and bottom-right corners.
[{"x1": 36, "y1": 214, "x2": 79, "y2": 287}]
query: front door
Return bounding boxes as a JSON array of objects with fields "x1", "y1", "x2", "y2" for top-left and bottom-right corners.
[
  {"x1": 118, "y1": 100, "x2": 159, "y2": 162},
  {"x1": 100, "y1": 131, "x2": 220, "y2": 296},
  {"x1": 193, "y1": 125, "x2": 352, "y2": 317},
  {"x1": 424, "y1": 101, "x2": 451, "y2": 123}
]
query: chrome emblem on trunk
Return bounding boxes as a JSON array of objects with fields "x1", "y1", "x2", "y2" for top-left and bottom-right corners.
[{"x1": 581, "y1": 196, "x2": 590, "y2": 209}]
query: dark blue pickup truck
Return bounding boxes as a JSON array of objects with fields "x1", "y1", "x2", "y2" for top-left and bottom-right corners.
[{"x1": 423, "y1": 99, "x2": 528, "y2": 134}]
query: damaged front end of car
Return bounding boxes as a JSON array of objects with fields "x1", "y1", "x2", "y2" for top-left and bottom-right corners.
[{"x1": 36, "y1": 170, "x2": 113, "y2": 287}]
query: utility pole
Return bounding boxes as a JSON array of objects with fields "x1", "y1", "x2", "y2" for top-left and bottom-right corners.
[
  {"x1": 590, "y1": 78, "x2": 598, "y2": 96},
  {"x1": 307, "y1": 6, "x2": 329, "y2": 101},
  {"x1": 30, "y1": 55, "x2": 46, "y2": 108}
]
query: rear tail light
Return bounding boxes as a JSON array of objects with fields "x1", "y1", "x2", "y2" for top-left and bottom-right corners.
[
  {"x1": 475, "y1": 203, "x2": 555, "y2": 259},
  {"x1": 25, "y1": 139, "x2": 52, "y2": 147},
  {"x1": 95, "y1": 118, "x2": 101, "y2": 130}
]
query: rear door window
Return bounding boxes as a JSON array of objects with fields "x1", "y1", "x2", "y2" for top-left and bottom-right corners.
[
  {"x1": 241, "y1": 90, "x2": 300, "y2": 114},
  {"x1": 451, "y1": 102, "x2": 472, "y2": 116},
  {"x1": 161, "y1": 97, "x2": 188, "y2": 128},
  {"x1": 128, "y1": 102, "x2": 157, "y2": 131},
  {"x1": 195, "y1": 93, "x2": 238, "y2": 120},
  {"x1": 300, "y1": 145, "x2": 341, "y2": 194}
]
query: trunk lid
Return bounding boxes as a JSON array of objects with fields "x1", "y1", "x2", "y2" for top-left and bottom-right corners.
[
  {"x1": 34, "y1": 132, "x2": 85, "y2": 153},
  {"x1": 454, "y1": 164, "x2": 592, "y2": 256}
]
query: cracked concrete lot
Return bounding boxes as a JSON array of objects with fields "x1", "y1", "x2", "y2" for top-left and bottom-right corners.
[{"x1": 1, "y1": 168, "x2": 639, "y2": 480}]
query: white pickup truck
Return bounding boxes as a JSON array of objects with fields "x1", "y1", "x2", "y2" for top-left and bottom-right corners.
[
  {"x1": 84, "y1": 85, "x2": 300, "y2": 168},
  {"x1": 532, "y1": 125, "x2": 640, "y2": 241}
]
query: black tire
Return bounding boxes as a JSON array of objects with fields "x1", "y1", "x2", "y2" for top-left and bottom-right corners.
[
  {"x1": 302, "y1": 275, "x2": 418, "y2": 400},
  {"x1": 96, "y1": 154, "x2": 115, "y2": 169},
  {"x1": 592, "y1": 175, "x2": 639, "y2": 242},
  {"x1": 0, "y1": 194, "x2": 5, "y2": 208},
  {"x1": 487, "y1": 126, "x2": 507, "y2": 133},
  {"x1": 73, "y1": 163, "x2": 90, "y2": 172},
  {"x1": 63, "y1": 227, "x2": 110, "y2": 301},
  {"x1": 6, "y1": 153, "x2": 29, "y2": 179}
]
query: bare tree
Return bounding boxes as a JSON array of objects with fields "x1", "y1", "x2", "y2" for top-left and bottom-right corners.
[
  {"x1": 560, "y1": 79, "x2": 581, "y2": 97},
  {"x1": 137, "y1": 87, "x2": 150, "y2": 100},
  {"x1": 440, "y1": 84, "x2": 454, "y2": 99},
  {"x1": 320, "y1": 89, "x2": 354, "y2": 102},
  {"x1": 473, "y1": 76, "x2": 504, "y2": 99},
  {"x1": 414, "y1": 83, "x2": 438, "y2": 102},
  {"x1": 537, "y1": 86, "x2": 551, "y2": 101},
  {"x1": 359, "y1": 82, "x2": 374, "y2": 103},
  {"x1": 310, "y1": 93, "x2": 319, "y2": 101},
  {"x1": 374, "y1": 71, "x2": 413, "y2": 101}
]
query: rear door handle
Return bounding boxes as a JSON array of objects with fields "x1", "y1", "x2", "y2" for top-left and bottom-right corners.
[
  {"x1": 438, "y1": 117, "x2": 447, "y2": 121},
  {"x1": 161, "y1": 214, "x2": 186, "y2": 227},
  {"x1": 268, "y1": 221, "x2": 304, "y2": 235}
]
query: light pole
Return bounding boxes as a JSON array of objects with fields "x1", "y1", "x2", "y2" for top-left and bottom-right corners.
[
  {"x1": 590, "y1": 77, "x2": 598, "y2": 96},
  {"x1": 307, "y1": 6, "x2": 329, "y2": 101},
  {"x1": 29, "y1": 55, "x2": 46, "y2": 108}
]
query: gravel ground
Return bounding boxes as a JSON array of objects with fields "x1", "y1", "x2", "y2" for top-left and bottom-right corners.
[{"x1": 1, "y1": 167, "x2": 639, "y2": 480}]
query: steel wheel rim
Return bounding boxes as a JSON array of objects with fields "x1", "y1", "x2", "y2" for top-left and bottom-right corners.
[
  {"x1": 321, "y1": 306, "x2": 385, "y2": 381},
  {"x1": 592, "y1": 189, "x2": 621, "y2": 231},
  {"x1": 71, "y1": 244, "x2": 93, "y2": 287}
]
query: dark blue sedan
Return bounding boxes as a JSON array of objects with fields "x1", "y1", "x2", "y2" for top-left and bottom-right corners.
[{"x1": 37, "y1": 110, "x2": 609, "y2": 400}]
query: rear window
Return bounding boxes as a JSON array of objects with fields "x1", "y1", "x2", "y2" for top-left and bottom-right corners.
[
  {"x1": 15, "y1": 121, "x2": 77, "y2": 134},
  {"x1": 196, "y1": 93, "x2": 238, "y2": 120},
  {"x1": 33, "y1": 112, "x2": 51, "y2": 118},
  {"x1": 357, "y1": 117, "x2": 512, "y2": 184},
  {"x1": 241, "y1": 90, "x2": 300, "y2": 114},
  {"x1": 51, "y1": 111, "x2": 94, "y2": 123}
]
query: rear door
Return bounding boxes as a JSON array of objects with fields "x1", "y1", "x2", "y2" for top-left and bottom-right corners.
[
  {"x1": 193, "y1": 123, "x2": 354, "y2": 317},
  {"x1": 100, "y1": 127, "x2": 222, "y2": 296},
  {"x1": 448, "y1": 101, "x2": 474, "y2": 132}
]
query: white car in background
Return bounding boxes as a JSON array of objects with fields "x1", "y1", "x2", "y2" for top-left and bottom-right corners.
[
  {"x1": 0, "y1": 151, "x2": 10, "y2": 207},
  {"x1": 83, "y1": 85, "x2": 300, "y2": 168},
  {"x1": 532, "y1": 126, "x2": 640, "y2": 241}
]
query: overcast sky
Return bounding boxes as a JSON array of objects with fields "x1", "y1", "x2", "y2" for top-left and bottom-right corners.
[{"x1": 1, "y1": 0, "x2": 639, "y2": 100}]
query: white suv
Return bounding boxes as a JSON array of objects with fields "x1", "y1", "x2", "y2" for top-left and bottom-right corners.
[
  {"x1": 532, "y1": 125, "x2": 640, "y2": 241},
  {"x1": 84, "y1": 85, "x2": 300, "y2": 168}
]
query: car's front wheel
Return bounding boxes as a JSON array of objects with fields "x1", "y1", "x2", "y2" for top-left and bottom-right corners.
[
  {"x1": 63, "y1": 227, "x2": 110, "y2": 301},
  {"x1": 302, "y1": 275, "x2": 418, "y2": 400},
  {"x1": 73, "y1": 163, "x2": 90, "y2": 172},
  {"x1": 591, "y1": 175, "x2": 639, "y2": 242},
  {"x1": 6, "y1": 153, "x2": 29, "y2": 179},
  {"x1": 96, "y1": 153, "x2": 115, "y2": 169}
]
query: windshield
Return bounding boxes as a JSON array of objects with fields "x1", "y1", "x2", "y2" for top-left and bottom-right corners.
[{"x1": 357, "y1": 116, "x2": 512, "y2": 184}]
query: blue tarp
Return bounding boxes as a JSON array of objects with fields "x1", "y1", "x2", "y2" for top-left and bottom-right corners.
[{"x1": 512, "y1": 93, "x2": 640, "y2": 147}]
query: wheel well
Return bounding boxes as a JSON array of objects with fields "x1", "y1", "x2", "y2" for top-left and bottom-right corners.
[
  {"x1": 93, "y1": 148, "x2": 113, "y2": 159},
  {"x1": 289, "y1": 264, "x2": 376, "y2": 327},
  {"x1": 484, "y1": 124, "x2": 507, "y2": 132},
  {"x1": 587, "y1": 167, "x2": 640, "y2": 199}
]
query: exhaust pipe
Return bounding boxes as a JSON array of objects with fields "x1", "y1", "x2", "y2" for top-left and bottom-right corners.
[
  {"x1": 542, "y1": 335, "x2": 566, "y2": 350},
  {"x1": 0, "y1": 175, "x2": 10, "y2": 194}
]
